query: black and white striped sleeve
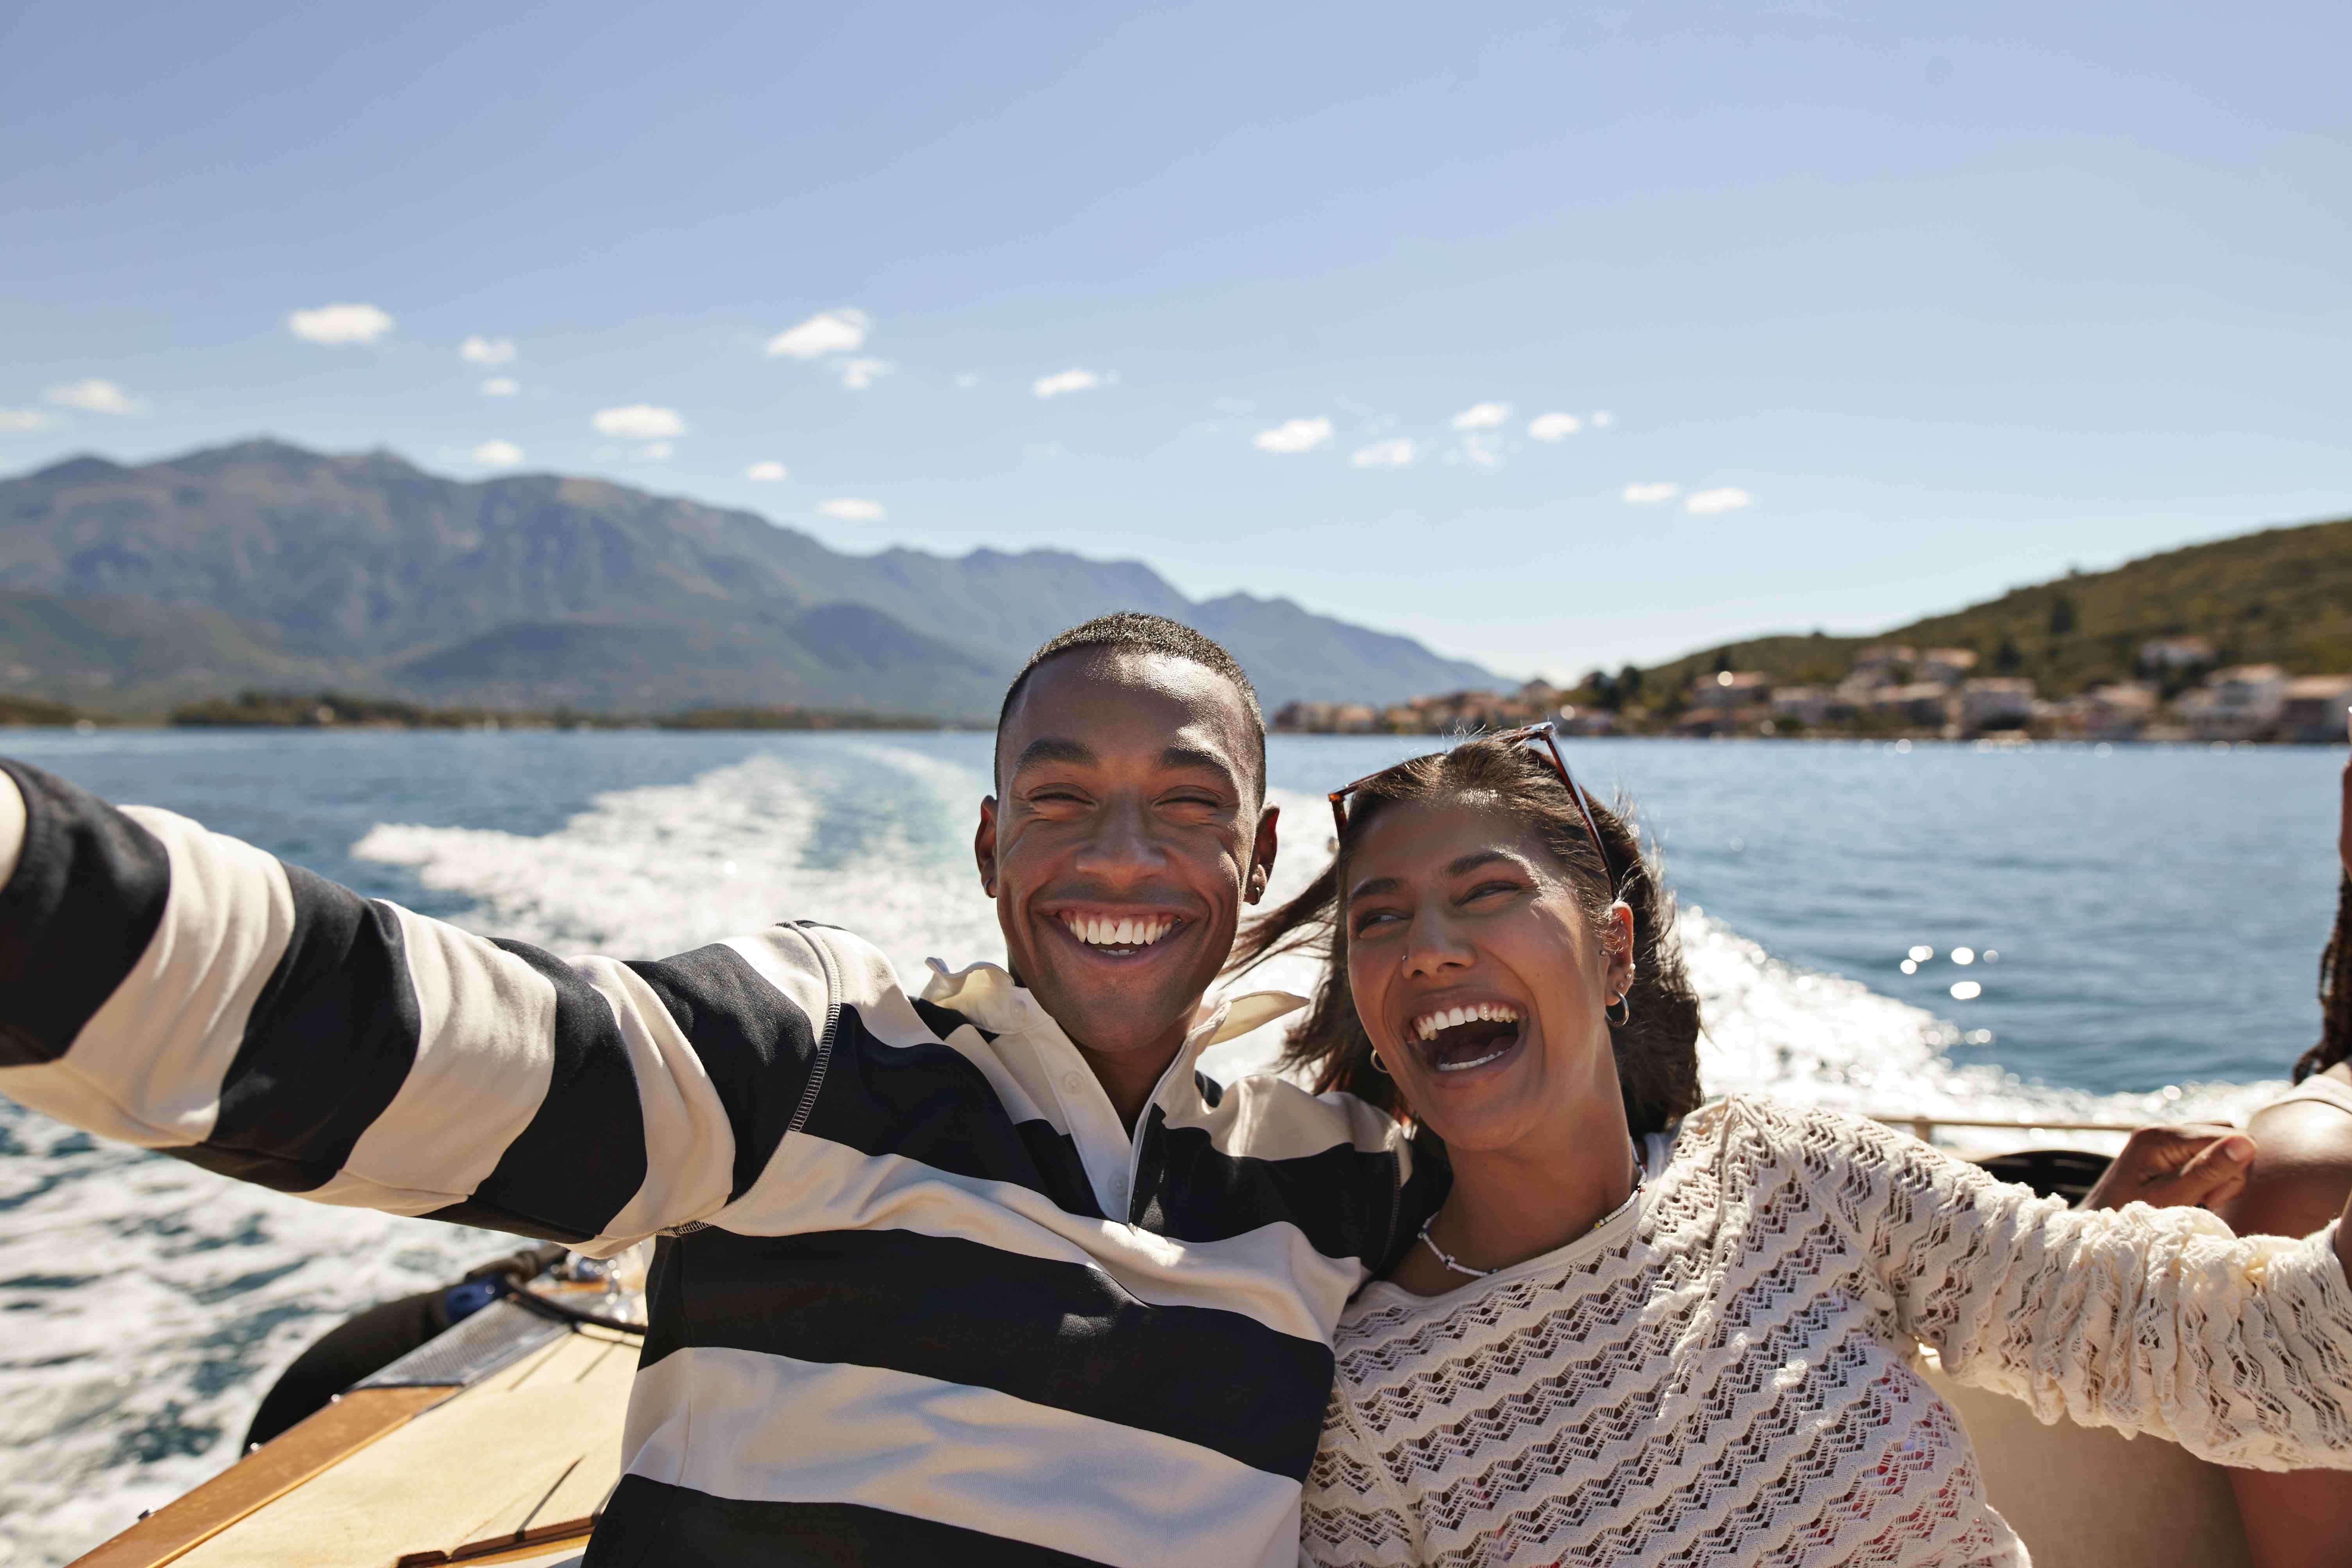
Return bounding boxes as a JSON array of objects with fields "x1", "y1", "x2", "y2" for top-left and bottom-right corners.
[{"x1": 0, "y1": 759, "x2": 827, "y2": 1250}]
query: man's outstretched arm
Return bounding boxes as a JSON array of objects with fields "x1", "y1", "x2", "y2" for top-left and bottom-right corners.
[{"x1": 0, "y1": 759, "x2": 825, "y2": 1250}]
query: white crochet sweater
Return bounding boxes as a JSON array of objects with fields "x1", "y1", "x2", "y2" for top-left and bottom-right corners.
[{"x1": 1303, "y1": 1096, "x2": 2352, "y2": 1567}]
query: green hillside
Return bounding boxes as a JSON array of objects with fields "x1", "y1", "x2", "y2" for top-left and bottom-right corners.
[{"x1": 1625, "y1": 514, "x2": 2352, "y2": 702}]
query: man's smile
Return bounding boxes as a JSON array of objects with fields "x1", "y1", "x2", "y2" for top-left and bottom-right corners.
[{"x1": 1045, "y1": 906, "x2": 1191, "y2": 962}]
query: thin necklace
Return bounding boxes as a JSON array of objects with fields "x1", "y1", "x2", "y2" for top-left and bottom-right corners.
[{"x1": 1418, "y1": 1142, "x2": 1647, "y2": 1281}]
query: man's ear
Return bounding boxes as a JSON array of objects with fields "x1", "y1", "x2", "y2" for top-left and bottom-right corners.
[
  {"x1": 975, "y1": 796, "x2": 1000, "y2": 898},
  {"x1": 1245, "y1": 803, "x2": 1280, "y2": 905}
]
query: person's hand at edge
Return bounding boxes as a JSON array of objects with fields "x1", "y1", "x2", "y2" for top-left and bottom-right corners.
[{"x1": 2080, "y1": 1123, "x2": 2256, "y2": 1212}]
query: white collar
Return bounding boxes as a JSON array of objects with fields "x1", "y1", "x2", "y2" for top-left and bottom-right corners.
[{"x1": 919, "y1": 957, "x2": 1305, "y2": 1063}]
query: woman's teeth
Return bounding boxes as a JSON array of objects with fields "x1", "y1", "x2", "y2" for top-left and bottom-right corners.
[
  {"x1": 1413, "y1": 1001, "x2": 1521, "y2": 1042},
  {"x1": 1410, "y1": 1002, "x2": 1524, "y2": 1074},
  {"x1": 1061, "y1": 914, "x2": 1177, "y2": 951}
]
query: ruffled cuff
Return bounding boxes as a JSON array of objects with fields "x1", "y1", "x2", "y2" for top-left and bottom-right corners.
[{"x1": 2259, "y1": 1221, "x2": 2352, "y2": 1333}]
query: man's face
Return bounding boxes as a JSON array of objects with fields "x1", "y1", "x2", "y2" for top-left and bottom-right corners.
[{"x1": 977, "y1": 651, "x2": 1277, "y2": 1066}]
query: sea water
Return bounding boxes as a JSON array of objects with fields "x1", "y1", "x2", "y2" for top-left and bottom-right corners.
[{"x1": 0, "y1": 729, "x2": 2342, "y2": 1564}]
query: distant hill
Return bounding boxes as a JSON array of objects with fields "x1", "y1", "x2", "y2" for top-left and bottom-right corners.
[
  {"x1": 0, "y1": 439, "x2": 1496, "y2": 717},
  {"x1": 1626, "y1": 514, "x2": 2352, "y2": 701}
]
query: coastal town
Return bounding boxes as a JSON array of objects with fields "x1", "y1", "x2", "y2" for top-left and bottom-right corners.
[{"x1": 1273, "y1": 637, "x2": 2352, "y2": 743}]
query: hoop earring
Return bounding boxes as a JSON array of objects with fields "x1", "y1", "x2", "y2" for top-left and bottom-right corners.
[
  {"x1": 1369, "y1": 1048, "x2": 1390, "y2": 1075},
  {"x1": 1606, "y1": 992, "x2": 1632, "y2": 1027}
]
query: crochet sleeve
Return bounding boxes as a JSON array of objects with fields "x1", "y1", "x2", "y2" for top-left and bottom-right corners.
[
  {"x1": 1796, "y1": 1101, "x2": 2352, "y2": 1471},
  {"x1": 1300, "y1": 1382, "x2": 1422, "y2": 1566}
]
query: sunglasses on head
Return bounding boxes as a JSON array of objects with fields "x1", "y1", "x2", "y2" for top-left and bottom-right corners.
[{"x1": 1325, "y1": 721, "x2": 1619, "y2": 889}]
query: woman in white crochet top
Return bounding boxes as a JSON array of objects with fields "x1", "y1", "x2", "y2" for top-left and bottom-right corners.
[{"x1": 1233, "y1": 728, "x2": 2352, "y2": 1567}]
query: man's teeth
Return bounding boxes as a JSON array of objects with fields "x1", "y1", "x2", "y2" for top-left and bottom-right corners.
[
  {"x1": 1412, "y1": 1001, "x2": 1522, "y2": 1041},
  {"x1": 1061, "y1": 914, "x2": 1177, "y2": 949}
]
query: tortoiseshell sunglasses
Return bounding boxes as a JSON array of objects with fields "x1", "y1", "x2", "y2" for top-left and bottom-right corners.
[{"x1": 1325, "y1": 721, "x2": 1618, "y2": 887}]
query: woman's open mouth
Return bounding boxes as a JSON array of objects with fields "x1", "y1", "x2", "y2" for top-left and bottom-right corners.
[{"x1": 1409, "y1": 1002, "x2": 1525, "y2": 1074}]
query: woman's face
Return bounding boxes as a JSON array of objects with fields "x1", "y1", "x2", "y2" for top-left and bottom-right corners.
[{"x1": 1343, "y1": 794, "x2": 1632, "y2": 1155}]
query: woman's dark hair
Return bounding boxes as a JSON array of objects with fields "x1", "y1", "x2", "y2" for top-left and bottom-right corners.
[
  {"x1": 1228, "y1": 735, "x2": 1703, "y2": 1135},
  {"x1": 2294, "y1": 873, "x2": 2352, "y2": 1083}
]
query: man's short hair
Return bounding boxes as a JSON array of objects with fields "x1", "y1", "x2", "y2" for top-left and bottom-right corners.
[{"x1": 994, "y1": 612, "x2": 1268, "y2": 797}]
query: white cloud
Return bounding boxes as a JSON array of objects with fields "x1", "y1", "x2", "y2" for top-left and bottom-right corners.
[
  {"x1": 460, "y1": 335, "x2": 517, "y2": 367},
  {"x1": 764, "y1": 307, "x2": 871, "y2": 360},
  {"x1": 0, "y1": 408, "x2": 64, "y2": 434},
  {"x1": 1449, "y1": 400, "x2": 1511, "y2": 430},
  {"x1": 1025, "y1": 442, "x2": 1066, "y2": 461},
  {"x1": 1591, "y1": 410, "x2": 1616, "y2": 427},
  {"x1": 47, "y1": 378, "x2": 148, "y2": 416},
  {"x1": 287, "y1": 302, "x2": 395, "y2": 346},
  {"x1": 1622, "y1": 483, "x2": 1679, "y2": 504},
  {"x1": 1033, "y1": 367, "x2": 1116, "y2": 399},
  {"x1": 1255, "y1": 417, "x2": 1333, "y2": 454},
  {"x1": 1446, "y1": 434, "x2": 1509, "y2": 470},
  {"x1": 955, "y1": 372, "x2": 980, "y2": 389},
  {"x1": 591, "y1": 404, "x2": 687, "y2": 439},
  {"x1": 835, "y1": 357, "x2": 896, "y2": 390},
  {"x1": 1527, "y1": 411, "x2": 1581, "y2": 442},
  {"x1": 1686, "y1": 487, "x2": 1752, "y2": 515},
  {"x1": 479, "y1": 376, "x2": 520, "y2": 397},
  {"x1": 1351, "y1": 437, "x2": 1417, "y2": 468},
  {"x1": 745, "y1": 460, "x2": 789, "y2": 481},
  {"x1": 635, "y1": 442, "x2": 674, "y2": 461},
  {"x1": 820, "y1": 497, "x2": 886, "y2": 520},
  {"x1": 468, "y1": 440, "x2": 525, "y2": 467}
]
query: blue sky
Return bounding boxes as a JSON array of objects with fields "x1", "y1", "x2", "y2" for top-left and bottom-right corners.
[{"x1": 3, "y1": 2, "x2": 2347, "y2": 680}]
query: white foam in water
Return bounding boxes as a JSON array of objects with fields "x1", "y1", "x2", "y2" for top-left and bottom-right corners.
[{"x1": 0, "y1": 743, "x2": 2284, "y2": 1564}]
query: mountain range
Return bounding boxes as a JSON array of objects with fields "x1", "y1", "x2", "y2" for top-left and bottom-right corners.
[{"x1": 0, "y1": 439, "x2": 1496, "y2": 718}]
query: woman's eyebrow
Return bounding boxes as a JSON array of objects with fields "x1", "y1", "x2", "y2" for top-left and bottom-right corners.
[
  {"x1": 1346, "y1": 874, "x2": 1404, "y2": 905},
  {"x1": 1447, "y1": 850, "x2": 1521, "y2": 877}
]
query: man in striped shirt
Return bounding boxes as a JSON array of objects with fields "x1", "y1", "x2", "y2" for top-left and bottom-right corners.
[{"x1": 0, "y1": 613, "x2": 1434, "y2": 1567}]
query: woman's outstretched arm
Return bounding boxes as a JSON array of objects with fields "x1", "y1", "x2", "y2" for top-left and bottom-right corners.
[{"x1": 1757, "y1": 1101, "x2": 2352, "y2": 1471}]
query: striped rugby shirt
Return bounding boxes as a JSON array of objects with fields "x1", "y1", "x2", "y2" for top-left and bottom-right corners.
[{"x1": 0, "y1": 760, "x2": 1435, "y2": 1567}]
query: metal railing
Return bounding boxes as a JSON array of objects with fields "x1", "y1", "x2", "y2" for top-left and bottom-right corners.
[{"x1": 1872, "y1": 1113, "x2": 2146, "y2": 1144}]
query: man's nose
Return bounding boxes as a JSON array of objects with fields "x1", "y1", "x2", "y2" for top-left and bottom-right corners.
[{"x1": 1072, "y1": 794, "x2": 1166, "y2": 881}]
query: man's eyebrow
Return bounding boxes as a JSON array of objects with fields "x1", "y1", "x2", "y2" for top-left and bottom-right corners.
[
  {"x1": 1011, "y1": 737, "x2": 1096, "y2": 774},
  {"x1": 1160, "y1": 744, "x2": 1239, "y2": 783}
]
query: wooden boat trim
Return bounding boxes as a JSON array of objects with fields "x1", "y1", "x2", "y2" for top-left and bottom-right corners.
[{"x1": 67, "y1": 1385, "x2": 453, "y2": 1568}]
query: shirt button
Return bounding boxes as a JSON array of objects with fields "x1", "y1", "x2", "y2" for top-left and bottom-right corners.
[{"x1": 1061, "y1": 1071, "x2": 1083, "y2": 1093}]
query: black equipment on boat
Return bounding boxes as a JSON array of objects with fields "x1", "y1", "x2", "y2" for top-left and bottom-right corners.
[{"x1": 241, "y1": 1243, "x2": 643, "y2": 1450}]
